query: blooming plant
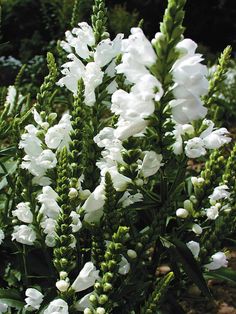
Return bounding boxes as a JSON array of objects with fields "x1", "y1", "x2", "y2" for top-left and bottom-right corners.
[{"x1": 0, "y1": 0, "x2": 235, "y2": 313}]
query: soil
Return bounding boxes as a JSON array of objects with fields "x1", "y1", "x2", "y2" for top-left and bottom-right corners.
[{"x1": 180, "y1": 248, "x2": 236, "y2": 314}]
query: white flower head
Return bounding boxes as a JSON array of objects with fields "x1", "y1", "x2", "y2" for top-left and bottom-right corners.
[
  {"x1": 185, "y1": 137, "x2": 206, "y2": 159},
  {"x1": 205, "y1": 252, "x2": 228, "y2": 270},
  {"x1": 118, "y1": 256, "x2": 130, "y2": 275},
  {"x1": 0, "y1": 301, "x2": 8, "y2": 313},
  {"x1": 12, "y1": 202, "x2": 33, "y2": 223},
  {"x1": 0, "y1": 229, "x2": 5, "y2": 245},
  {"x1": 209, "y1": 185, "x2": 230, "y2": 202},
  {"x1": 140, "y1": 151, "x2": 163, "y2": 178},
  {"x1": 44, "y1": 298, "x2": 69, "y2": 314},
  {"x1": 25, "y1": 288, "x2": 44, "y2": 311},
  {"x1": 38, "y1": 186, "x2": 61, "y2": 219},
  {"x1": 12, "y1": 225, "x2": 36, "y2": 245},
  {"x1": 206, "y1": 205, "x2": 219, "y2": 220},
  {"x1": 83, "y1": 184, "x2": 105, "y2": 223},
  {"x1": 94, "y1": 34, "x2": 124, "y2": 67},
  {"x1": 71, "y1": 262, "x2": 99, "y2": 292},
  {"x1": 186, "y1": 241, "x2": 200, "y2": 258},
  {"x1": 45, "y1": 114, "x2": 72, "y2": 150}
]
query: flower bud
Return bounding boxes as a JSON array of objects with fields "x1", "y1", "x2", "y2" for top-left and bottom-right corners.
[
  {"x1": 184, "y1": 200, "x2": 193, "y2": 212},
  {"x1": 84, "y1": 308, "x2": 93, "y2": 314},
  {"x1": 68, "y1": 188, "x2": 78, "y2": 199},
  {"x1": 127, "y1": 249, "x2": 137, "y2": 259},
  {"x1": 98, "y1": 295, "x2": 108, "y2": 305},
  {"x1": 59, "y1": 271, "x2": 68, "y2": 279},
  {"x1": 96, "y1": 307, "x2": 106, "y2": 314},
  {"x1": 176, "y1": 208, "x2": 189, "y2": 218},
  {"x1": 192, "y1": 224, "x2": 202, "y2": 235},
  {"x1": 56, "y1": 280, "x2": 69, "y2": 292},
  {"x1": 80, "y1": 189, "x2": 91, "y2": 200}
]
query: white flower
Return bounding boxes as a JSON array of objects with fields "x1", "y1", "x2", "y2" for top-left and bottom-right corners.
[
  {"x1": 192, "y1": 224, "x2": 202, "y2": 235},
  {"x1": 33, "y1": 109, "x2": 49, "y2": 129},
  {"x1": 176, "y1": 208, "x2": 189, "y2": 218},
  {"x1": 21, "y1": 149, "x2": 57, "y2": 178},
  {"x1": 94, "y1": 34, "x2": 124, "y2": 67},
  {"x1": 131, "y1": 74, "x2": 163, "y2": 102},
  {"x1": 0, "y1": 301, "x2": 8, "y2": 313},
  {"x1": 186, "y1": 241, "x2": 200, "y2": 258},
  {"x1": 94, "y1": 127, "x2": 116, "y2": 148},
  {"x1": 19, "y1": 124, "x2": 42, "y2": 157},
  {"x1": 206, "y1": 205, "x2": 220, "y2": 220},
  {"x1": 111, "y1": 89, "x2": 155, "y2": 121},
  {"x1": 106, "y1": 167, "x2": 132, "y2": 192},
  {"x1": 40, "y1": 218, "x2": 56, "y2": 234},
  {"x1": 57, "y1": 54, "x2": 85, "y2": 94},
  {"x1": 63, "y1": 22, "x2": 95, "y2": 59},
  {"x1": 114, "y1": 118, "x2": 148, "y2": 140},
  {"x1": 56, "y1": 280, "x2": 70, "y2": 292},
  {"x1": 202, "y1": 128, "x2": 231, "y2": 149},
  {"x1": 209, "y1": 185, "x2": 230, "y2": 202},
  {"x1": 25, "y1": 288, "x2": 44, "y2": 311},
  {"x1": 45, "y1": 233, "x2": 57, "y2": 247},
  {"x1": 185, "y1": 137, "x2": 206, "y2": 158},
  {"x1": 71, "y1": 262, "x2": 99, "y2": 292},
  {"x1": 118, "y1": 256, "x2": 130, "y2": 275},
  {"x1": 70, "y1": 211, "x2": 82, "y2": 233},
  {"x1": 205, "y1": 252, "x2": 228, "y2": 270},
  {"x1": 6, "y1": 85, "x2": 24, "y2": 114},
  {"x1": 84, "y1": 62, "x2": 104, "y2": 106},
  {"x1": 172, "y1": 123, "x2": 194, "y2": 155},
  {"x1": 75, "y1": 293, "x2": 92, "y2": 311},
  {"x1": 191, "y1": 177, "x2": 204, "y2": 186},
  {"x1": 12, "y1": 225, "x2": 36, "y2": 245},
  {"x1": 38, "y1": 186, "x2": 61, "y2": 219},
  {"x1": 121, "y1": 28, "x2": 156, "y2": 67},
  {"x1": 12, "y1": 202, "x2": 33, "y2": 223},
  {"x1": 116, "y1": 54, "x2": 149, "y2": 83},
  {"x1": 0, "y1": 229, "x2": 5, "y2": 245},
  {"x1": 170, "y1": 96, "x2": 207, "y2": 124},
  {"x1": 119, "y1": 191, "x2": 143, "y2": 208},
  {"x1": 139, "y1": 151, "x2": 163, "y2": 178},
  {"x1": 45, "y1": 114, "x2": 72, "y2": 150},
  {"x1": 44, "y1": 298, "x2": 69, "y2": 314},
  {"x1": 83, "y1": 184, "x2": 105, "y2": 223}
]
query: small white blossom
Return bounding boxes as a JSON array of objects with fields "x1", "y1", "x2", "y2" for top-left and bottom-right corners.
[
  {"x1": 209, "y1": 185, "x2": 230, "y2": 202},
  {"x1": 205, "y1": 252, "x2": 228, "y2": 270},
  {"x1": 44, "y1": 298, "x2": 69, "y2": 314},
  {"x1": 0, "y1": 229, "x2": 5, "y2": 245},
  {"x1": 186, "y1": 241, "x2": 200, "y2": 258},
  {"x1": 83, "y1": 184, "x2": 105, "y2": 223},
  {"x1": 12, "y1": 202, "x2": 33, "y2": 223},
  {"x1": 45, "y1": 114, "x2": 72, "y2": 150},
  {"x1": 176, "y1": 208, "x2": 189, "y2": 218},
  {"x1": 12, "y1": 225, "x2": 36, "y2": 245},
  {"x1": 25, "y1": 288, "x2": 44, "y2": 311},
  {"x1": 0, "y1": 301, "x2": 8, "y2": 313},
  {"x1": 118, "y1": 256, "x2": 130, "y2": 275},
  {"x1": 185, "y1": 137, "x2": 206, "y2": 158},
  {"x1": 139, "y1": 151, "x2": 163, "y2": 178},
  {"x1": 56, "y1": 280, "x2": 70, "y2": 292},
  {"x1": 71, "y1": 262, "x2": 99, "y2": 292},
  {"x1": 38, "y1": 186, "x2": 61, "y2": 219},
  {"x1": 70, "y1": 211, "x2": 82, "y2": 233},
  {"x1": 206, "y1": 205, "x2": 220, "y2": 220},
  {"x1": 192, "y1": 224, "x2": 202, "y2": 235}
]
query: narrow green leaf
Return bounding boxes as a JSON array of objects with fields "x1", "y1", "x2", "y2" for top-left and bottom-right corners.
[
  {"x1": 169, "y1": 238, "x2": 212, "y2": 298},
  {"x1": 204, "y1": 267, "x2": 236, "y2": 285}
]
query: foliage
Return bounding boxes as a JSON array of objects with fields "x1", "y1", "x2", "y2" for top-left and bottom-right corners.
[{"x1": 0, "y1": 0, "x2": 235, "y2": 313}]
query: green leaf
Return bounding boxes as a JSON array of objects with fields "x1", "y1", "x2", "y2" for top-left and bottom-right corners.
[
  {"x1": 204, "y1": 267, "x2": 236, "y2": 285},
  {"x1": 0, "y1": 288, "x2": 24, "y2": 309},
  {"x1": 168, "y1": 237, "x2": 212, "y2": 298}
]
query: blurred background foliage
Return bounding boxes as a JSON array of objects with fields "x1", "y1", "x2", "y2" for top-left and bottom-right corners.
[{"x1": 0, "y1": 0, "x2": 235, "y2": 125}]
